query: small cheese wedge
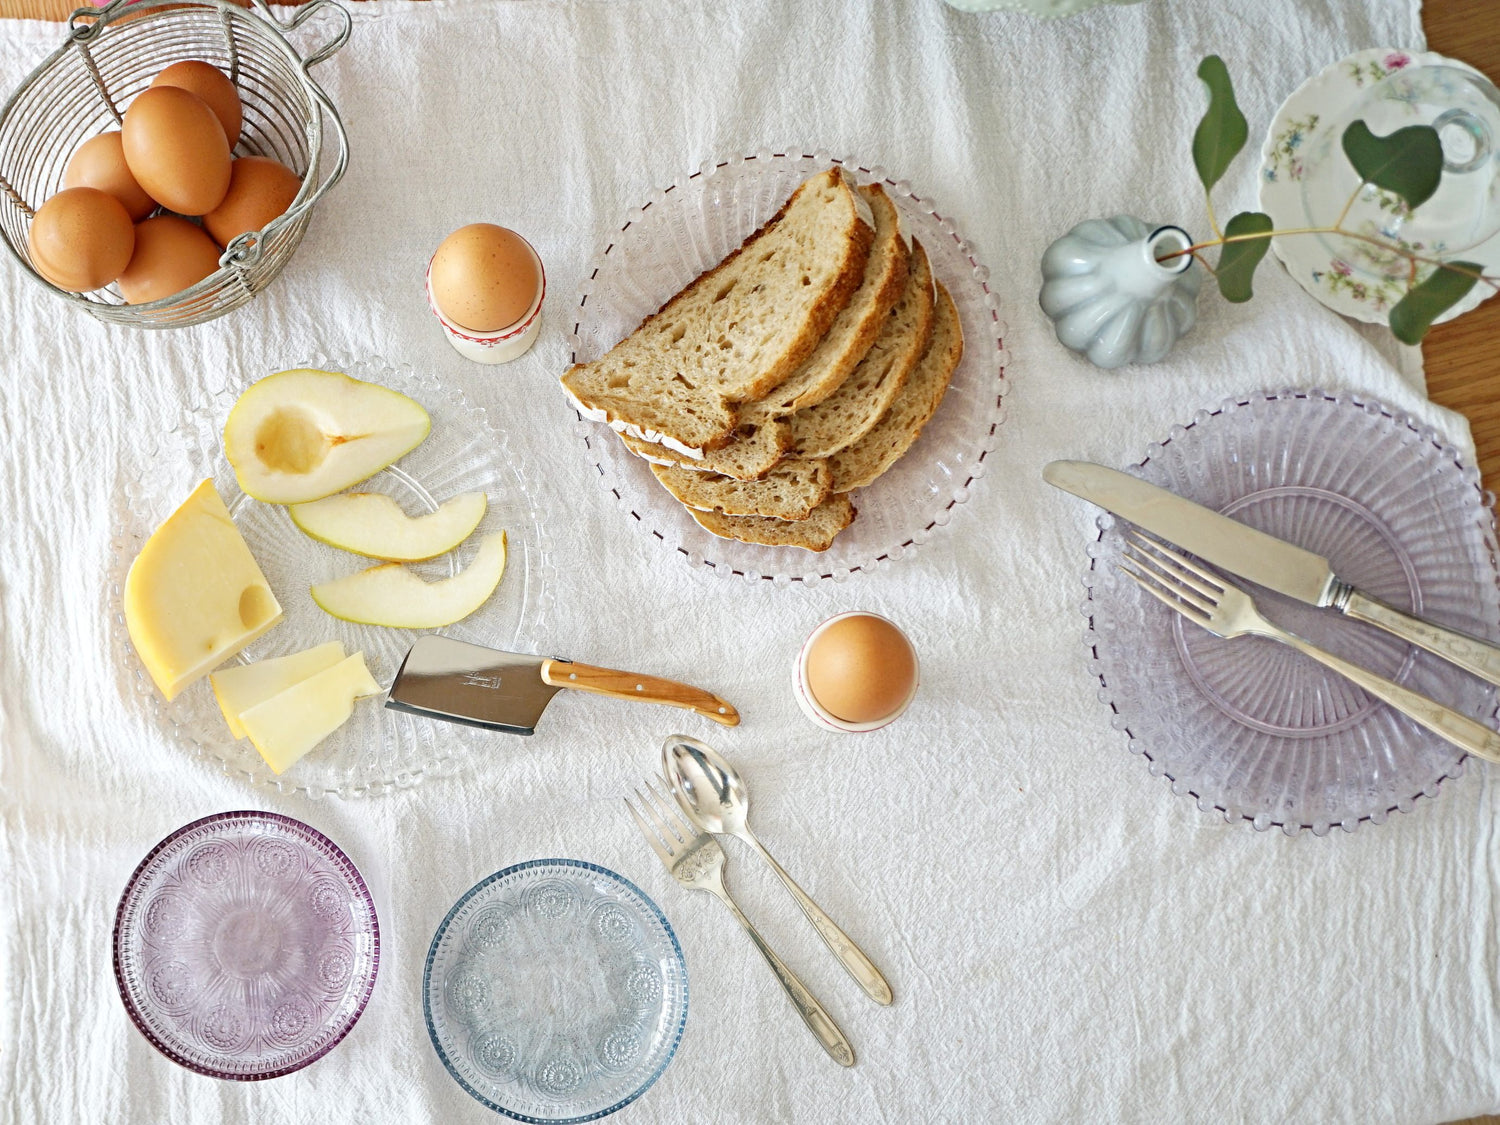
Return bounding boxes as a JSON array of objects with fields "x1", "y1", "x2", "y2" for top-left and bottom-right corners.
[
  {"x1": 310, "y1": 531, "x2": 507, "y2": 628},
  {"x1": 125, "y1": 479, "x2": 283, "y2": 701},
  {"x1": 240, "y1": 651, "x2": 380, "y2": 774},
  {"x1": 210, "y1": 640, "x2": 346, "y2": 739}
]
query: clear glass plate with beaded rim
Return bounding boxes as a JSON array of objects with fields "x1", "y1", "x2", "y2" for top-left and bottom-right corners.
[
  {"x1": 567, "y1": 148, "x2": 1008, "y2": 586},
  {"x1": 107, "y1": 355, "x2": 554, "y2": 799},
  {"x1": 1081, "y1": 389, "x2": 1500, "y2": 836}
]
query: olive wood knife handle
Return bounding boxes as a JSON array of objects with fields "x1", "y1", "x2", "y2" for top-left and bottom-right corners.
[
  {"x1": 540, "y1": 660, "x2": 739, "y2": 725},
  {"x1": 1343, "y1": 591, "x2": 1500, "y2": 688}
]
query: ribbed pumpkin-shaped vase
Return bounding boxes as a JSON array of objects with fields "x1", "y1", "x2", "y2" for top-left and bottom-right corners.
[{"x1": 1039, "y1": 216, "x2": 1201, "y2": 369}]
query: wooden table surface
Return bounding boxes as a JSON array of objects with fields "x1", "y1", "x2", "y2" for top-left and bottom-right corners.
[{"x1": 0, "y1": 0, "x2": 1494, "y2": 1120}]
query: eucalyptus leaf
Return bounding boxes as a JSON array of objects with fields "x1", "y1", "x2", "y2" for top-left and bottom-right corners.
[
  {"x1": 1192, "y1": 56, "x2": 1248, "y2": 194},
  {"x1": 1342, "y1": 121, "x2": 1443, "y2": 210},
  {"x1": 1215, "y1": 211, "x2": 1274, "y2": 302},
  {"x1": 1388, "y1": 261, "x2": 1483, "y2": 344}
]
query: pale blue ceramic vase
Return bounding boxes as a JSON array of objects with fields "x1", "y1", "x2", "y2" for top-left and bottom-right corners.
[{"x1": 1039, "y1": 216, "x2": 1201, "y2": 369}]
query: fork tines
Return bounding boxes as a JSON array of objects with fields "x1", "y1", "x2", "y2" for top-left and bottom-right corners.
[
  {"x1": 1118, "y1": 531, "x2": 1224, "y2": 622},
  {"x1": 625, "y1": 775, "x2": 699, "y2": 863}
]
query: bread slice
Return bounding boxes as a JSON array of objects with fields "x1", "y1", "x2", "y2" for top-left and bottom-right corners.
[
  {"x1": 650, "y1": 459, "x2": 831, "y2": 521},
  {"x1": 621, "y1": 417, "x2": 792, "y2": 480},
  {"x1": 618, "y1": 183, "x2": 907, "y2": 480},
  {"x1": 754, "y1": 183, "x2": 910, "y2": 415},
  {"x1": 561, "y1": 168, "x2": 874, "y2": 456},
  {"x1": 789, "y1": 239, "x2": 935, "y2": 461},
  {"x1": 689, "y1": 495, "x2": 856, "y2": 552},
  {"x1": 828, "y1": 281, "x2": 964, "y2": 494}
]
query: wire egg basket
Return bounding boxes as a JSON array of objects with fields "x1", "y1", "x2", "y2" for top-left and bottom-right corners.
[{"x1": 0, "y1": 0, "x2": 350, "y2": 328}]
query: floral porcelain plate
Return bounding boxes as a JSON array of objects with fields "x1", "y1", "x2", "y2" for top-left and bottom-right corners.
[
  {"x1": 113, "y1": 811, "x2": 380, "y2": 1080},
  {"x1": 1082, "y1": 390, "x2": 1500, "y2": 836},
  {"x1": 424, "y1": 860, "x2": 688, "y2": 1122},
  {"x1": 569, "y1": 149, "x2": 1007, "y2": 585},
  {"x1": 1259, "y1": 47, "x2": 1500, "y2": 324}
]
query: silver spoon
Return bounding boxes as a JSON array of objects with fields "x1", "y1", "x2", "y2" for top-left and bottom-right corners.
[{"x1": 662, "y1": 734, "x2": 892, "y2": 1005}]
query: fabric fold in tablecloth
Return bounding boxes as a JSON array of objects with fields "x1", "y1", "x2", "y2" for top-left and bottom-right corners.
[{"x1": 7, "y1": 0, "x2": 1498, "y2": 1122}]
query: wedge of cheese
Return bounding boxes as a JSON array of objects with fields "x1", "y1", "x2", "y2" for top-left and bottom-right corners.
[
  {"x1": 210, "y1": 641, "x2": 346, "y2": 739},
  {"x1": 125, "y1": 479, "x2": 283, "y2": 701},
  {"x1": 240, "y1": 652, "x2": 380, "y2": 774}
]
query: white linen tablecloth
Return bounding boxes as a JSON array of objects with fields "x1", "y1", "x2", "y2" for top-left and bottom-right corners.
[{"x1": 8, "y1": 0, "x2": 1497, "y2": 1121}]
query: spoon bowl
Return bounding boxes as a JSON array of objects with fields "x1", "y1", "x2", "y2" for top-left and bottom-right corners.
[{"x1": 662, "y1": 734, "x2": 751, "y2": 836}]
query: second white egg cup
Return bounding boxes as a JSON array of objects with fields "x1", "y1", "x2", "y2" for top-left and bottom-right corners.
[
  {"x1": 424, "y1": 235, "x2": 545, "y2": 365},
  {"x1": 792, "y1": 610, "x2": 921, "y2": 734}
]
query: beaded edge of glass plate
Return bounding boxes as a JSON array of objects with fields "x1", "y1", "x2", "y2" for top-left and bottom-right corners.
[
  {"x1": 111, "y1": 810, "x2": 380, "y2": 1080},
  {"x1": 422, "y1": 858, "x2": 689, "y2": 1124},
  {"x1": 566, "y1": 147, "x2": 1008, "y2": 586},
  {"x1": 1079, "y1": 388, "x2": 1500, "y2": 837},
  {"x1": 106, "y1": 356, "x2": 556, "y2": 799}
]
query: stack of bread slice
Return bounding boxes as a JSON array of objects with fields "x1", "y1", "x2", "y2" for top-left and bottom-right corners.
[{"x1": 562, "y1": 167, "x2": 964, "y2": 552}]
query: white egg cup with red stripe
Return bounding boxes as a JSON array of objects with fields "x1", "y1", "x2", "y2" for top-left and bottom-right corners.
[
  {"x1": 792, "y1": 610, "x2": 921, "y2": 733},
  {"x1": 425, "y1": 235, "x2": 545, "y2": 365}
]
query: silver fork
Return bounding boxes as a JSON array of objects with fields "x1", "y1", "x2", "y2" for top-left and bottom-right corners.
[
  {"x1": 625, "y1": 776, "x2": 855, "y2": 1067},
  {"x1": 1120, "y1": 532, "x2": 1500, "y2": 764}
]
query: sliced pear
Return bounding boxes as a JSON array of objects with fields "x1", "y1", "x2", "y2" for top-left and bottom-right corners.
[
  {"x1": 240, "y1": 651, "x2": 381, "y2": 774},
  {"x1": 289, "y1": 491, "x2": 488, "y2": 562},
  {"x1": 125, "y1": 478, "x2": 283, "y2": 701},
  {"x1": 211, "y1": 640, "x2": 346, "y2": 739},
  {"x1": 310, "y1": 531, "x2": 508, "y2": 628},
  {"x1": 224, "y1": 369, "x2": 431, "y2": 504}
]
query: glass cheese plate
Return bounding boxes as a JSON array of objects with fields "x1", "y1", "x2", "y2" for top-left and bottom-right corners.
[
  {"x1": 568, "y1": 149, "x2": 1008, "y2": 585},
  {"x1": 1081, "y1": 390, "x2": 1500, "y2": 835},
  {"x1": 108, "y1": 356, "x2": 554, "y2": 798},
  {"x1": 424, "y1": 859, "x2": 688, "y2": 1122},
  {"x1": 112, "y1": 811, "x2": 379, "y2": 1080}
]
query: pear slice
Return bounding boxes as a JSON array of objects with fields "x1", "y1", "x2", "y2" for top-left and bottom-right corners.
[
  {"x1": 211, "y1": 640, "x2": 346, "y2": 739},
  {"x1": 224, "y1": 369, "x2": 431, "y2": 504},
  {"x1": 240, "y1": 651, "x2": 381, "y2": 774},
  {"x1": 310, "y1": 531, "x2": 508, "y2": 628},
  {"x1": 289, "y1": 491, "x2": 487, "y2": 562}
]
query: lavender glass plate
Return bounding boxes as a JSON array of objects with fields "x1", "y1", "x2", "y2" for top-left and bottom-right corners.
[
  {"x1": 569, "y1": 148, "x2": 1008, "y2": 586},
  {"x1": 424, "y1": 860, "x2": 688, "y2": 1122},
  {"x1": 113, "y1": 811, "x2": 380, "y2": 1080},
  {"x1": 1083, "y1": 390, "x2": 1500, "y2": 835}
]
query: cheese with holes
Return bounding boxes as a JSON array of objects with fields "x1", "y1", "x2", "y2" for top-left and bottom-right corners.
[
  {"x1": 125, "y1": 479, "x2": 283, "y2": 701},
  {"x1": 240, "y1": 652, "x2": 381, "y2": 774},
  {"x1": 211, "y1": 640, "x2": 345, "y2": 739}
]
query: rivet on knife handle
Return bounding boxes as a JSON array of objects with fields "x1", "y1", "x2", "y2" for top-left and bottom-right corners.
[
  {"x1": 1342, "y1": 591, "x2": 1500, "y2": 688},
  {"x1": 540, "y1": 660, "x2": 740, "y2": 725}
]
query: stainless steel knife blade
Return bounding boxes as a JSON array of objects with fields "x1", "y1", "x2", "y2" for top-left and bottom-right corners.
[
  {"x1": 1044, "y1": 458, "x2": 1500, "y2": 689},
  {"x1": 384, "y1": 635, "x2": 561, "y2": 736},
  {"x1": 1042, "y1": 460, "x2": 1341, "y2": 605}
]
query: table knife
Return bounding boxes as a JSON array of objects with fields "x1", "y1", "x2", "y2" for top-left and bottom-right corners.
[
  {"x1": 385, "y1": 635, "x2": 740, "y2": 735},
  {"x1": 1044, "y1": 459, "x2": 1500, "y2": 687}
]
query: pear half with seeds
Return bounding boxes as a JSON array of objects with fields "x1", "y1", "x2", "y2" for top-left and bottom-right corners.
[
  {"x1": 311, "y1": 531, "x2": 508, "y2": 628},
  {"x1": 224, "y1": 369, "x2": 431, "y2": 504},
  {"x1": 290, "y1": 491, "x2": 487, "y2": 562}
]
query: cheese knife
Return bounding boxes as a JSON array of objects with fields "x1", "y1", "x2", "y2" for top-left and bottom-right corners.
[
  {"x1": 385, "y1": 635, "x2": 740, "y2": 735},
  {"x1": 1044, "y1": 459, "x2": 1500, "y2": 687}
]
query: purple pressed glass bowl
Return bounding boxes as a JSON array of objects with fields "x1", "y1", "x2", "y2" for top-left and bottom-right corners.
[
  {"x1": 1081, "y1": 390, "x2": 1500, "y2": 835},
  {"x1": 112, "y1": 810, "x2": 380, "y2": 1079}
]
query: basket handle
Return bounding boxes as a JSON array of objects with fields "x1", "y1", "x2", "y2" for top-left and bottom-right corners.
[
  {"x1": 220, "y1": 7, "x2": 350, "y2": 268},
  {"x1": 249, "y1": 0, "x2": 353, "y2": 70}
]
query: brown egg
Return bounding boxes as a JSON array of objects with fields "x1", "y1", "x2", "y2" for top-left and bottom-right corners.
[
  {"x1": 429, "y1": 224, "x2": 541, "y2": 332},
  {"x1": 117, "y1": 215, "x2": 221, "y2": 304},
  {"x1": 122, "y1": 86, "x2": 232, "y2": 216},
  {"x1": 804, "y1": 613, "x2": 917, "y2": 724},
  {"x1": 203, "y1": 156, "x2": 301, "y2": 248},
  {"x1": 63, "y1": 132, "x2": 155, "y2": 221},
  {"x1": 151, "y1": 60, "x2": 242, "y2": 147},
  {"x1": 26, "y1": 187, "x2": 135, "y2": 292}
]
